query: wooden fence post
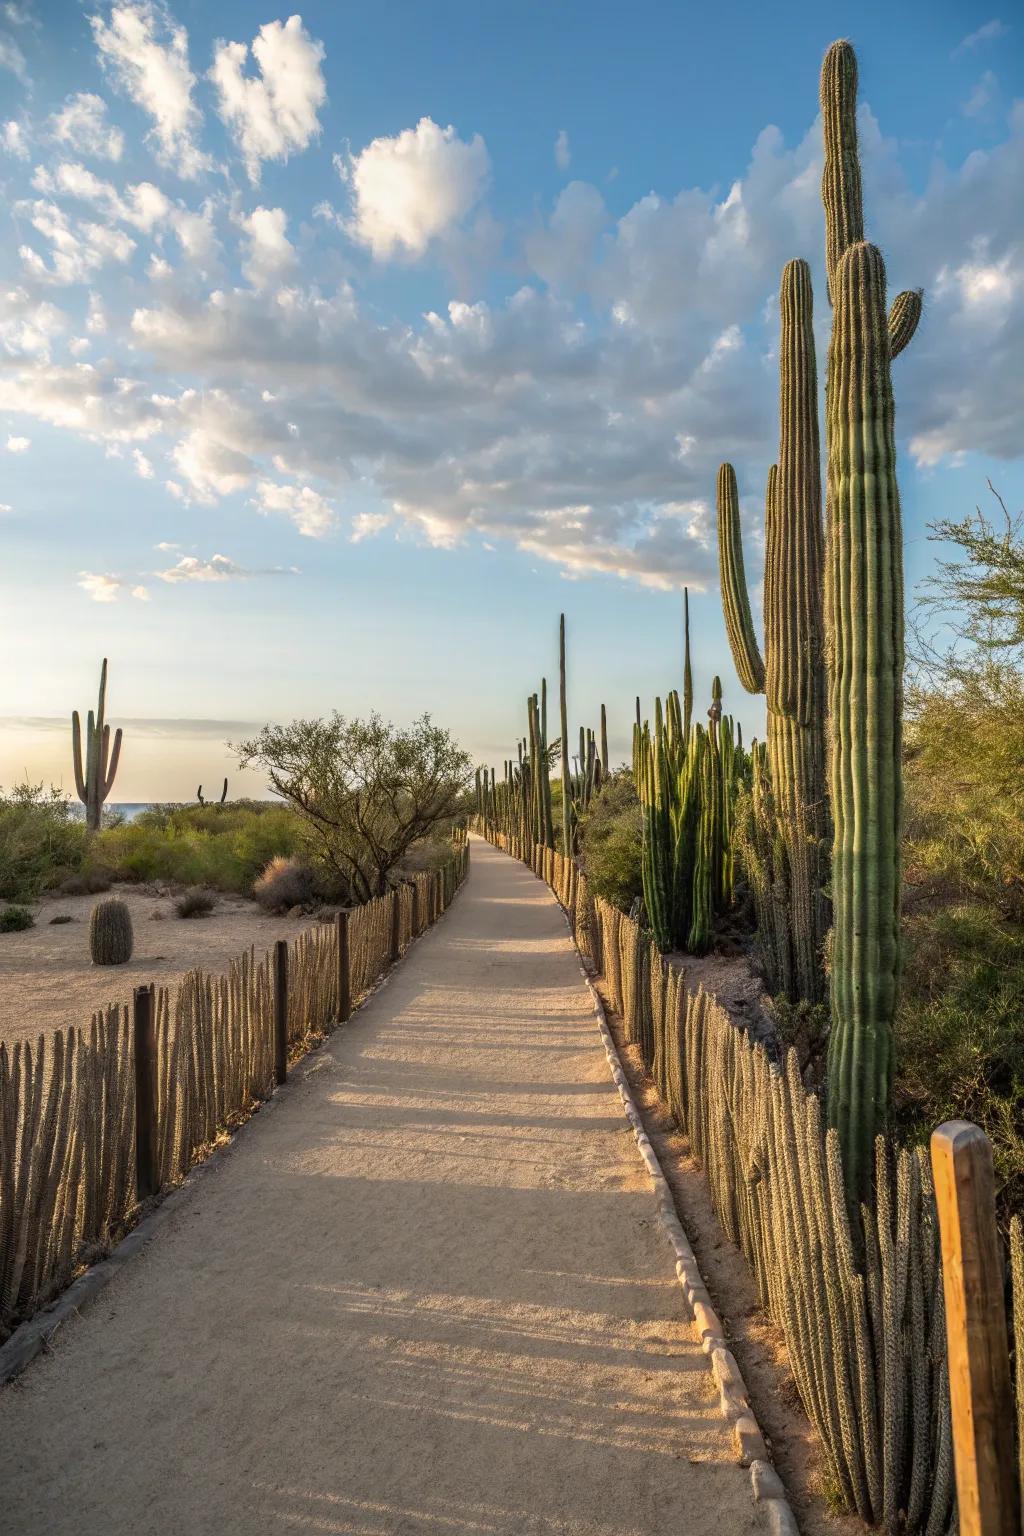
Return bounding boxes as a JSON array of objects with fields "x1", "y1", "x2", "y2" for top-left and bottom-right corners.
[
  {"x1": 931, "y1": 1120, "x2": 1020, "y2": 1536},
  {"x1": 390, "y1": 887, "x2": 401, "y2": 962},
  {"x1": 133, "y1": 983, "x2": 158, "y2": 1201},
  {"x1": 274, "y1": 939, "x2": 288, "y2": 1086},
  {"x1": 335, "y1": 910, "x2": 351, "y2": 1024},
  {"x1": 410, "y1": 880, "x2": 419, "y2": 939}
]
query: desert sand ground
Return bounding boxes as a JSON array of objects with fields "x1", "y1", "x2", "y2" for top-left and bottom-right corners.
[
  {"x1": 0, "y1": 883, "x2": 320, "y2": 1044},
  {"x1": 0, "y1": 837, "x2": 764, "y2": 1536}
]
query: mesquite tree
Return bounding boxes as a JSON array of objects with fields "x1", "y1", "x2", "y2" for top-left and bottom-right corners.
[{"x1": 235, "y1": 713, "x2": 470, "y2": 902}]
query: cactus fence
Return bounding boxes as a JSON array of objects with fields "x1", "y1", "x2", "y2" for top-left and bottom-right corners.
[
  {"x1": 473, "y1": 821, "x2": 1023, "y2": 1536},
  {"x1": 0, "y1": 840, "x2": 469, "y2": 1341}
]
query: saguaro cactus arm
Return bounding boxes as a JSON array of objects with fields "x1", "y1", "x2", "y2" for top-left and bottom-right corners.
[
  {"x1": 888, "y1": 288, "x2": 923, "y2": 358},
  {"x1": 683, "y1": 588, "x2": 694, "y2": 738},
  {"x1": 821, "y1": 39, "x2": 922, "y2": 358},
  {"x1": 717, "y1": 462, "x2": 767, "y2": 694},
  {"x1": 559, "y1": 613, "x2": 572, "y2": 854}
]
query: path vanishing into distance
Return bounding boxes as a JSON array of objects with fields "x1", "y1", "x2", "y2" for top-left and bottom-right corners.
[{"x1": 0, "y1": 837, "x2": 764, "y2": 1536}]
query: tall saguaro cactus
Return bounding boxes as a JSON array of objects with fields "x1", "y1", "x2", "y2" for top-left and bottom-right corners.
[
  {"x1": 820, "y1": 40, "x2": 920, "y2": 1197},
  {"x1": 716, "y1": 258, "x2": 829, "y2": 1002},
  {"x1": 825, "y1": 240, "x2": 903, "y2": 1196},
  {"x1": 72, "y1": 658, "x2": 122, "y2": 832}
]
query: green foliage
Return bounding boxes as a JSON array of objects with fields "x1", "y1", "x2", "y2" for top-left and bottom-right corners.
[
  {"x1": 896, "y1": 903, "x2": 1024, "y2": 1222},
  {"x1": 576, "y1": 772, "x2": 644, "y2": 912},
  {"x1": 90, "y1": 897, "x2": 133, "y2": 964},
  {"x1": 0, "y1": 782, "x2": 87, "y2": 902},
  {"x1": 91, "y1": 801, "x2": 303, "y2": 894},
  {"x1": 0, "y1": 905, "x2": 34, "y2": 932},
  {"x1": 234, "y1": 713, "x2": 470, "y2": 902}
]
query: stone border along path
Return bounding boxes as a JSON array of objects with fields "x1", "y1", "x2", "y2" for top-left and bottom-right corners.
[{"x1": 0, "y1": 836, "x2": 779, "y2": 1536}]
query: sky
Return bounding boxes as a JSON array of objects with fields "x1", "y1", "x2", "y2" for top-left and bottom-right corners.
[{"x1": 0, "y1": 0, "x2": 1022, "y2": 802}]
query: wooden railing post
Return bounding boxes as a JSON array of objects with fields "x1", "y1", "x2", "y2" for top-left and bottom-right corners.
[
  {"x1": 274, "y1": 939, "x2": 288, "y2": 1086},
  {"x1": 390, "y1": 886, "x2": 401, "y2": 962},
  {"x1": 410, "y1": 880, "x2": 420, "y2": 939},
  {"x1": 931, "y1": 1121, "x2": 1020, "y2": 1536},
  {"x1": 335, "y1": 910, "x2": 351, "y2": 1024},
  {"x1": 133, "y1": 983, "x2": 158, "y2": 1201}
]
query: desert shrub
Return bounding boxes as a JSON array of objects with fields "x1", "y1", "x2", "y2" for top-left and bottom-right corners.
[
  {"x1": 0, "y1": 905, "x2": 34, "y2": 932},
  {"x1": 49, "y1": 913, "x2": 74, "y2": 925},
  {"x1": 175, "y1": 888, "x2": 217, "y2": 919},
  {"x1": 0, "y1": 783, "x2": 87, "y2": 902},
  {"x1": 90, "y1": 802, "x2": 303, "y2": 894},
  {"x1": 59, "y1": 869, "x2": 113, "y2": 896},
  {"x1": 896, "y1": 902, "x2": 1024, "y2": 1221},
  {"x1": 253, "y1": 855, "x2": 316, "y2": 912},
  {"x1": 90, "y1": 898, "x2": 134, "y2": 965},
  {"x1": 576, "y1": 772, "x2": 644, "y2": 912}
]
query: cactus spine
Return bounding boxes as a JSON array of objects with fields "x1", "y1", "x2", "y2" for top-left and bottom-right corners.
[
  {"x1": 72, "y1": 658, "x2": 123, "y2": 833},
  {"x1": 716, "y1": 258, "x2": 829, "y2": 1002}
]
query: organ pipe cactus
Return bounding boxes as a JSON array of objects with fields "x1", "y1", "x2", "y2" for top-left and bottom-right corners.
[
  {"x1": 72, "y1": 658, "x2": 123, "y2": 833},
  {"x1": 824, "y1": 241, "x2": 904, "y2": 1195},
  {"x1": 559, "y1": 614, "x2": 572, "y2": 854},
  {"x1": 716, "y1": 259, "x2": 829, "y2": 1002}
]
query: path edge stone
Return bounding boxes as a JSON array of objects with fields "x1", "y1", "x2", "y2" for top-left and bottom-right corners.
[
  {"x1": 542, "y1": 874, "x2": 798, "y2": 1535},
  {"x1": 0, "y1": 877, "x2": 469, "y2": 1389}
]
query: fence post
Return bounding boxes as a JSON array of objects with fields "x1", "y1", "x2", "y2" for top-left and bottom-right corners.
[
  {"x1": 931, "y1": 1120, "x2": 1020, "y2": 1536},
  {"x1": 335, "y1": 910, "x2": 351, "y2": 1024},
  {"x1": 274, "y1": 939, "x2": 288, "y2": 1086},
  {"x1": 390, "y1": 887, "x2": 401, "y2": 962},
  {"x1": 410, "y1": 879, "x2": 419, "y2": 939},
  {"x1": 133, "y1": 983, "x2": 158, "y2": 1201}
]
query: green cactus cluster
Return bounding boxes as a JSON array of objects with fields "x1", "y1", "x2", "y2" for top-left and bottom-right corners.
[
  {"x1": 72, "y1": 659, "x2": 123, "y2": 833},
  {"x1": 476, "y1": 615, "x2": 607, "y2": 856},
  {"x1": 633, "y1": 599, "x2": 746, "y2": 954}
]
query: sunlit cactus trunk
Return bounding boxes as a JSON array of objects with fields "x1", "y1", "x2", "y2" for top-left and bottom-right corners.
[
  {"x1": 559, "y1": 614, "x2": 572, "y2": 854},
  {"x1": 716, "y1": 260, "x2": 829, "y2": 1002},
  {"x1": 824, "y1": 240, "x2": 903, "y2": 1197}
]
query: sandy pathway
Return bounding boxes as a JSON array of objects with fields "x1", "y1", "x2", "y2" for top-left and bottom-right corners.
[{"x1": 0, "y1": 837, "x2": 764, "y2": 1536}]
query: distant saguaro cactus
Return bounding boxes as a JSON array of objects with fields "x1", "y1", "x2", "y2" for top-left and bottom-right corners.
[
  {"x1": 72, "y1": 658, "x2": 122, "y2": 833},
  {"x1": 90, "y1": 897, "x2": 133, "y2": 965}
]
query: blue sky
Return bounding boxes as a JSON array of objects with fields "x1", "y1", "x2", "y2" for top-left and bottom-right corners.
[{"x1": 0, "y1": 0, "x2": 1021, "y2": 800}]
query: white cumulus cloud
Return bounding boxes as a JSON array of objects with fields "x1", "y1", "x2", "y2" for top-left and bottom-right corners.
[
  {"x1": 210, "y1": 15, "x2": 325, "y2": 185},
  {"x1": 156, "y1": 552, "x2": 298, "y2": 582},
  {"x1": 6, "y1": 434, "x2": 30, "y2": 452},
  {"x1": 250, "y1": 479, "x2": 336, "y2": 537},
  {"x1": 78, "y1": 570, "x2": 150, "y2": 602},
  {"x1": 342, "y1": 117, "x2": 490, "y2": 260},
  {"x1": 49, "y1": 92, "x2": 125, "y2": 160},
  {"x1": 91, "y1": 0, "x2": 209, "y2": 178},
  {"x1": 239, "y1": 205, "x2": 295, "y2": 289}
]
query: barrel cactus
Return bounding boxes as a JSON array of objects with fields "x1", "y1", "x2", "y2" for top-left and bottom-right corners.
[{"x1": 90, "y1": 897, "x2": 134, "y2": 965}]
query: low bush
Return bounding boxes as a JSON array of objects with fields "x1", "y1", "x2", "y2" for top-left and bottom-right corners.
[
  {"x1": 58, "y1": 869, "x2": 113, "y2": 896},
  {"x1": 253, "y1": 855, "x2": 316, "y2": 912},
  {"x1": 0, "y1": 905, "x2": 34, "y2": 932},
  {"x1": 49, "y1": 913, "x2": 74, "y2": 925},
  {"x1": 175, "y1": 888, "x2": 217, "y2": 919},
  {"x1": 0, "y1": 783, "x2": 87, "y2": 902},
  {"x1": 576, "y1": 772, "x2": 644, "y2": 912},
  {"x1": 89, "y1": 801, "x2": 304, "y2": 895}
]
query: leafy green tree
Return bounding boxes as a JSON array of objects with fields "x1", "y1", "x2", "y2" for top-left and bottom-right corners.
[{"x1": 234, "y1": 713, "x2": 470, "y2": 902}]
